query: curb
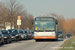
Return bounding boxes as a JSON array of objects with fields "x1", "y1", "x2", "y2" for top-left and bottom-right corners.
[{"x1": 55, "y1": 38, "x2": 70, "y2": 50}]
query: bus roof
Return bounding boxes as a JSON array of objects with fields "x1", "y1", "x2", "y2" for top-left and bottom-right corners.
[{"x1": 34, "y1": 15, "x2": 57, "y2": 20}]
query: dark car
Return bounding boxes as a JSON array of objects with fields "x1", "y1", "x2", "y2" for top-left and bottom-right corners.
[
  {"x1": 66, "y1": 33, "x2": 71, "y2": 38},
  {"x1": 58, "y1": 30, "x2": 63, "y2": 38},
  {"x1": 30, "y1": 30, "x2": 34, "y2": 39},
  {"x1": 1, "y1": 30, "x2": 12, "y2": 43},
  {"x1": 8, "y1": 29, "x2": 21, "y2": 41},
  {"x1": 28, "y1": 30, "x2": 32, "y2": 39},
  {"x1": 0, "y1": 31, "x2": 4, "y2": 45},
  {"x1": 19, "y1": 30, "x2": 27, "y2": 40},
  {"x1": 24, "y1": 30, "x2": 29, "y2": 40}
]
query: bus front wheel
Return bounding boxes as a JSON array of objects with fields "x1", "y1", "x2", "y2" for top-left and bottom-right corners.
[{"x1": 53, "y1": 38, "x2": 58, "y2": 41}]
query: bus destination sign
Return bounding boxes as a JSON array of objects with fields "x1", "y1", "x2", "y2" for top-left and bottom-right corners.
[{"x1": 35, "y1": 17, "x2": 54, "y2": 21}]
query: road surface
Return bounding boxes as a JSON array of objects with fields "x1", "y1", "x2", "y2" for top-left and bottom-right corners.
[{"x1": 0, "y1": 38, "x2": 66, "y2": 50}]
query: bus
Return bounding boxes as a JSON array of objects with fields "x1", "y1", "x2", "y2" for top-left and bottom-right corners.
[{"x1": 33, "y1": 15, "x2": 58, "y2": 41}]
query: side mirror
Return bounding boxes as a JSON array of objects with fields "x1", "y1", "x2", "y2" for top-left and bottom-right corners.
[
  {"x1": 32, "y1": 20, "x2": 34, "y2": 24},
  {"x1": 55, "y1": 20, "x2": 58, "y2": 24},
  {"x1": 56, "y1": 22, "x2": 58, "y2": 24}
]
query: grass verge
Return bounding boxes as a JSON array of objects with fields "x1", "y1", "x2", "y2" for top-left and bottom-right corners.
[{"x1": 58, "y1": 37, "x2": 75, "y2": 50}]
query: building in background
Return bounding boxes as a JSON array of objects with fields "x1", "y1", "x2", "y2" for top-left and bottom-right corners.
[
  {"x1": 0, "y1": 24, "x2": 5, "y2": 30},
  {"x1": 5, "y1": 22, "x2": 14, "y2": 30}
]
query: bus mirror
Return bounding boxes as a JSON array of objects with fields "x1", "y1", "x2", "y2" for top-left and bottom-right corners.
[
  {"x1": 56, "y1": 22, "x2": 58, "y2": 24},
  {"x1": 55, "y1": 20, "x2": 58, "y2": 24},
  {"x1": 32, "y1": 20, "x2": 34, "y2": 24}
]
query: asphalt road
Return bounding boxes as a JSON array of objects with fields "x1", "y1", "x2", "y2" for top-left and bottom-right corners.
[{"x1": 0, "y1": 38, "x2": 66, "y2": 50}]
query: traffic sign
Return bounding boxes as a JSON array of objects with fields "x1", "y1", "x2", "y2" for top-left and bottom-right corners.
[
  {"x1": 18, "y1": 16, "x2": 21, "y2": 20},
  {"x1": 17, "y1": 20, "x2": 21, "y2": 25}
]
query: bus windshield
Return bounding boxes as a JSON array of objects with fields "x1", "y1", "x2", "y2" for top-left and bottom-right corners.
[{"x1": 34, "y1": 20, "x2": 55, "y2": 31}]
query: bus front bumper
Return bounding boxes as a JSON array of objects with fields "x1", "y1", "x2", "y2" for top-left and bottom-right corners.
[{"x1": 34, "y1": 36, "x2": 56, "y2": 39}]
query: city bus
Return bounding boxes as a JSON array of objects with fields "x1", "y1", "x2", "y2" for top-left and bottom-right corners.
[{"x1": 33, "y1": 15, "x2": 58, "y2": 41}]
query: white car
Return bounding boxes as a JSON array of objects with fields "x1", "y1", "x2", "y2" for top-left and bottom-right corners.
[{"x1": 66, "y1": 34, "x2": 71, "y2": 38}]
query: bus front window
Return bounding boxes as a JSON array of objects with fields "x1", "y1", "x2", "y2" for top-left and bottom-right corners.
[{"x1": 34, "y1": 20, "x2": 55, "y2": 31}]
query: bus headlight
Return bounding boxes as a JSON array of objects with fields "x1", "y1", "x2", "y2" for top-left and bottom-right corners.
[
  {"x1": 52, "y1": 32, "x2": 55, "y2": 36},
  {"x1": 34, "y1": 32, "x2": 38, "y2": 36}
]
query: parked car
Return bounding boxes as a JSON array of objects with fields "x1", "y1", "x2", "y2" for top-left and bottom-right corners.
[
  {"x1": 1, "y1": 30, "x2": 12, "y2": 43},
  {"x1": 0, "y1": 31, "x2": 4, "y2": 45},
  {"x1": 30, "y1": 30, "x2": 34, "y2": 39},
  {"x1": 28, "y1": 30, "x2": 32, "y2": 39},
  {"x1": 24, "y1": 30, "x2": 29, "y2": 40},
  {"x1": 19, "y1": 30, "x2": 27, "y2": 40},
  {"x1": 8, "y1": 29, "x2": 21, "y2": 41},
  {"x1": 66, "y1": 33, "x2": 71, "y2": 38},
  {"x1": 58, "y1": 30, "x2": 63, "y2": 38}
]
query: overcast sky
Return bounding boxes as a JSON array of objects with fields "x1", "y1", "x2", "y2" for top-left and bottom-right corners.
[{"x1": 0, "y1": 0, "x2": 75, "y2": 18}]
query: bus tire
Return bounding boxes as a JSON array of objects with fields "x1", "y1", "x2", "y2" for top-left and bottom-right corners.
[
  {"x1": 55, "y1": 39, "x2": 58, "y2": 41},
  {"x1": 35, "y1": 39, "x2": 38, "y2": 42}
]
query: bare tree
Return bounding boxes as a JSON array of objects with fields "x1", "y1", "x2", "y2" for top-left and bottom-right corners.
[
  {"x1": 0, "y1": 2, "x2": 8, "y2": 29},
  {"x1": 7, "y1": 0, "x2": 26, "y2": 29},
  {"x1": 0, "y1": 0, "x2": 34, "y2": 30}
]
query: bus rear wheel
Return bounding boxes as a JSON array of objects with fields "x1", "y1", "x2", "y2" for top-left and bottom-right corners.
[{"x1": 35, "y1": 39, "x2": 39, "y2": 42}]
